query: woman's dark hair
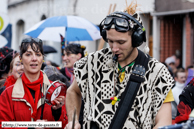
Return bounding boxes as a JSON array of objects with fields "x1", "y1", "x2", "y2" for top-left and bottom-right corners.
[
  {"x1": 64, "y1": 43, "x2": 86, "y2": 58},
  {"x1": 20, "y1": 38, "x2": 44, "y2": 57}
]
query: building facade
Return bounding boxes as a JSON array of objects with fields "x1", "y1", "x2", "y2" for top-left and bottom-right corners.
[
  {"x1": 152, "y1": 0, "x2": 194, "y2": 68},
  {"x1": 7, "y1": 0, "x2": 154, "y2": 65}
]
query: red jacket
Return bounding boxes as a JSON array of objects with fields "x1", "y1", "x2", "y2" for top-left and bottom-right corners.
[{"x1": 0, "y1": 73, "x2": 68, "y2": 129}]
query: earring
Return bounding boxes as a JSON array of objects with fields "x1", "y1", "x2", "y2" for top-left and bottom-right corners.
[
  {"x1": 20, "y1": 60, "x2": 22, "y2": 62},
  {"x1": 43, "y1": 60, "x2": 45, "y2": 62}
]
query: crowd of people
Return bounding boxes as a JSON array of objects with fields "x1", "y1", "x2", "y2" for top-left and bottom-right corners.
[
  {"x1": 0, "y1": 1, "x2": 194, "y2": 129},
  {"x1": 0, "y1": 38, "x2": 87, "y2": 129},
  {"x1": 164, "y1": 54, "x2": 194, "y2": 124}
]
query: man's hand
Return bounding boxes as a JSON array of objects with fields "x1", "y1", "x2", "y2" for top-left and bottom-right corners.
[
  {"x1": 65, "y1": 120, "x2": 81, "y2": 129},
  {"x1": 52, "y1": 96, "x2": 65, "y2": 110}
]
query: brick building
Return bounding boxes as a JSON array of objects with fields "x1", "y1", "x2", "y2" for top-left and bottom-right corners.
[{"x1": 152, "y1": 0, "x2": 194, "y2": 68}]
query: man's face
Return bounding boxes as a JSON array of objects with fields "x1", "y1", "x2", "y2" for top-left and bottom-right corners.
[
  {"x1": 106, "y1": 29, "x2": 133, "y2": 65},
  {"x1": 175, "y1": 72, "x2": 186, "y2": 84}
]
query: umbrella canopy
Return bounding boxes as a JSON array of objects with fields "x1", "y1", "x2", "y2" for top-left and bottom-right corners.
[
  {"x1": 24, "y1": 16, "x2": 101, "y2": 42},
  {"x1": 43, "y1": 45, "x2": 57, "y2": 54}
]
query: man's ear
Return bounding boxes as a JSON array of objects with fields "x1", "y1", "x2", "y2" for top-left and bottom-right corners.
[{"x1": 77, "y1": 53, "x2": 82, "y2": 59}]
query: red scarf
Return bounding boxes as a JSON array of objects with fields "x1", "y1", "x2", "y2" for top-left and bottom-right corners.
[
  {"x1": 4, "y1": 75, "x2": 16, "y2": 88},
  {"x1": 65, "y1": 67, "x2": 74, "y2": 84},
  {"x1": 21, "y1": 71, "x2": 43, "y2": 119}
]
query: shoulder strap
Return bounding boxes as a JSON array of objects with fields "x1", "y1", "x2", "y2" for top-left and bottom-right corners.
[{"x1": 108, "y1": 49, "x2": 150, "y2": 129}]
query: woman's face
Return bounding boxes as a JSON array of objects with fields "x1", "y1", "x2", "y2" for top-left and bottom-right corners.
[
  {"x1": 11, "y1": 56, "x2": 24, "y2": 79},
  {"x1": 21, "y1": 45, "x2": 43, "y2": 76},
  {"x1": 63, "y1": 50, "x2": 81, "y2": 68}
]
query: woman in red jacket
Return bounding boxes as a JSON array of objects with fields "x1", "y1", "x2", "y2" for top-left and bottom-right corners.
[{"x1": 0, "y1": 38, "x2": 68, "y2": 129}]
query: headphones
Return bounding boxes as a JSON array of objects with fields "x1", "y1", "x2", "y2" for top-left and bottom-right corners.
[{"x1": 99, "y1": 12, "x2": 146, "y2": 47}]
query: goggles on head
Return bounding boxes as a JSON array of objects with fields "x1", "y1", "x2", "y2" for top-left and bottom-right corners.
[
  {"x1": 103, "y1": 15, "x2": 132, "y2": 32},
  {"x1": 21, "y1": 38, "x2": 43, "y2": 49},
  {"x1": 21, "y1": 38, "x2": 42, "y2": 44}
]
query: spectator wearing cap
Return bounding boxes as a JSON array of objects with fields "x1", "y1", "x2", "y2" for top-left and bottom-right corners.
[{"x1": 165, "y1": 56, "x2": 177, "y2": 77}]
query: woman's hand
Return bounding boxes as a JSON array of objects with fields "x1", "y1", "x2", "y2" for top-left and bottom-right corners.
[{"x1": 52, "y1": 95, "x2": 65, "y2": 110}]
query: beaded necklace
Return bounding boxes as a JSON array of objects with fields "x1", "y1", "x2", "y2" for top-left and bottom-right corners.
[{"x1": 111, "y1": 61, "x2": 135, "y2": 105}]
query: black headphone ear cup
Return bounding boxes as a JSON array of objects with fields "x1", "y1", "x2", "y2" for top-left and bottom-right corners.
[
  {"x1": 132, "y1": 28, "x2": 146, "y2": 47},
  {"x1": 101, "y1": 29, "x2": 108, "y2": 42}
]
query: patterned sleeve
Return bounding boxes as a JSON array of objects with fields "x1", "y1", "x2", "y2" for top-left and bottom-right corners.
[
  {"x1": 152, "y1": 62, "x2": 175, "y2": 119},
  {"x1": 74, "y1": 56, "x2": 89, "y2": 100}
]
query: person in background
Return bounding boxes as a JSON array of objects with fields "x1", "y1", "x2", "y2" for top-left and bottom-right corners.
[
  {"x1": 165, "y1": 56, "x2": 177, "y2": 77},
  {"x1": 185, "y1": 65, "x2": 194, "y2": 86},
  {"x1": 65, "y1": 1, "x2": 174, "y2": 129},
  {"x1": 0, "y1": 38, "x2": 67, "y2": 128},
  {"x1": 172, "y1": 68, "x2": 186, "y2": 105},
  {"x1": 60, "y1": 43, "x2": 86, "y2": 128},
  {"x1": 171, "y1": 68, "x2": 186, "y2": 120},
  {"x1": 0, "y1": 52, "x2": 24, "y2": 95},
  {"x1": 0, "y1": 47, "x2": 16, "y2": 80},
  {"x1": 172, "y1": 54, "x2": 184, "y2": 69},
  {"x1": 60, "y1": 43, "x2": 86, "y2": 84}
]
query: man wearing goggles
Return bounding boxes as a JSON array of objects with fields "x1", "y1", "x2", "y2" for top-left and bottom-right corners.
[{"x1": 65, "y1": 2, "x2": 174, "y2": 129}]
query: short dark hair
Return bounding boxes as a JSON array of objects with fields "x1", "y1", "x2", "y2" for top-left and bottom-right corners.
[
  {"x1": 186, "y1": 65, "x2": 194, "y2": 70},
  {"x1": 174, "y1": 68, "x2": 185, "y2": 78},
  {"x1": 20, "y1": 38, "x2": 44, "y2": 58},
  {"x1": 64, "y1": 43, "x2": 86, "y2": 58}
]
